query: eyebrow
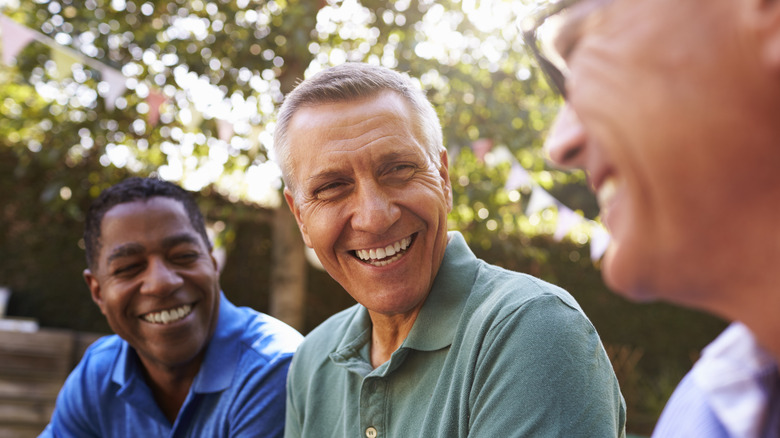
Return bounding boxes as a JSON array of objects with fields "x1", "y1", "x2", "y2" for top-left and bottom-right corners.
[
  {"x1": 304, "y1": 151, "x2": 421, "y2": 187},
  {"x1": 105, "y1": 233, "x2": 203, "y2": 265}
]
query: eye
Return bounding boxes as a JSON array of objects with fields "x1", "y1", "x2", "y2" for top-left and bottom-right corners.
[
  {"x1": 171, "y1": 252, "x2": 199, "y2": 265},
  {"x1": 113, "y1": 262, "x2": 144, "y2": 277},
  {"x1": 313, "y1": 180, "x2": 351, "y2": 201},
  {"x1": 382, "y1": 163, "x2": 417, "y2": 183}
]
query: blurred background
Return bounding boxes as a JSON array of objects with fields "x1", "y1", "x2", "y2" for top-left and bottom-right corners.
[{"x1": 0, "y1": 0, "x2": 726, "y2": 435}]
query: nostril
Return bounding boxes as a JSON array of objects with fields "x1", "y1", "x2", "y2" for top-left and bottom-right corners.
[
  {"x1": 543, "y1": 104, "x2": 586, "y2": 168},
  {"x1": 559, "y1": 144, "x2": 583, "y2": 163}
]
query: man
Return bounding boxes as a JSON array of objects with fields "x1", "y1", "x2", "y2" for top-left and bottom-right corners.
[
  {"x1": 529, "y1": 0, "x2": 780, "y2": 435},
  {"x1": 41, "y1": 177, "x2": 303, "y2": 437},
  {"x1": 274, "y1": 62, "x2": 625, "y2": 437}
]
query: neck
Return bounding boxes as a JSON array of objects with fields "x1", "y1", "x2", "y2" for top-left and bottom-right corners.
[
  {"x1": 139, "y1": 353, "x2": 203, "y2": 424},
  {"x1": 368, "y1": 309, "x2": 421, "y2": 368},
  {"x1": 700, "y1": 231, "x2": 780, "y2": 363}
]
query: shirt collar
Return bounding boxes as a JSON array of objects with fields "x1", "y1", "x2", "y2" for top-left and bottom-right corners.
[
  {"x1": 330, "y1": 231, "x2": 479, "y2": 370},
  {"x1": 692, "y1": 322, "x2": 778, "y2": 438},
  {"x1": 401, "y1": 231, "x2": 478, "y2": 351},
  {"x1": 112, "y1": 291, "x2": 238, "y2": 394}
]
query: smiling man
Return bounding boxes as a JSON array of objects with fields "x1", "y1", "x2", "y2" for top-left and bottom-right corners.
[
  {"x1": 274, "y1": 62, "x2": 625, "y2": 437},
  {"x1": 529, "y1": 0, "x2": 780, "y2": 435},
  {"x1": 40, "y1": 177, "x2": 302, "y2": 437}
]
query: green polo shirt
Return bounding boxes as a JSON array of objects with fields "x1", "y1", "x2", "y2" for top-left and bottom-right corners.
[{"x1": 286, "y1": 231, "x2": 626, "y2": 437}]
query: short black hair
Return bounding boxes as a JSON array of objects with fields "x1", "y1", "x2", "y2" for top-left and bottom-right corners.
[{"x1": 84, "y1": 177, "x2": 211, "y2": 270}]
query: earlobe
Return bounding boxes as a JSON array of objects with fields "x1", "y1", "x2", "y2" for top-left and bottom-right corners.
[
  {"x1": 83, "y1": 269, "x2": 106, "y2": 314},
  {"x1": 283, "y1": 187, "x2": 313, "y2": 248}
]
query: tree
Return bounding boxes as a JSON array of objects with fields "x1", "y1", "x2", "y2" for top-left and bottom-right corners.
[{"x1": 0, "y1": 1, "x2": 727, "y2": 433}]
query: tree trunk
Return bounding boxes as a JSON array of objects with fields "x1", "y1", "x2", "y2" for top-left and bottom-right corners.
[{"x1": 270, "y1": 204, "x2": 306, "y2": 332}]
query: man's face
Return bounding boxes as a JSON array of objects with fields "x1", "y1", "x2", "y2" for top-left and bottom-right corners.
[
  {"x1": 84, "y1": 197, "x2": 220, "y2": 372},
  {"x1": 544, "y1": 0, "x2": 774, "y2": 305},
  {"x1": 284, "y1": 91, "x2": 452, "y2": 319}
]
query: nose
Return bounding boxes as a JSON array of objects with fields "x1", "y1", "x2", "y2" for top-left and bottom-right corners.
[
  {"x1": 350, "y1": 181, "x2": 401, "y2": 235},
  {"x1": 544, "y1": 103, "x2": 587, "y2": 168},
  {"x1": 140, "y1": 257, "x2": 183, "y2": 296}
]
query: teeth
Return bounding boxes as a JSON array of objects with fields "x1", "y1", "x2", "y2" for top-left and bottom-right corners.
[
  {"x1": 142, "y1": 304, "x2": 192, "y2": 325},
  {"x1": 356, "y1": 236, "x2": 412, "y2": 263},
  {"x1": 597, "y1": 177, "x2": 617, "y2": 209}
]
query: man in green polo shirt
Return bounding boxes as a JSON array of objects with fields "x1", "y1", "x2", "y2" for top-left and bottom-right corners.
[{"x1": 273, "y1": 62, "x2": 625, "y2": 437}]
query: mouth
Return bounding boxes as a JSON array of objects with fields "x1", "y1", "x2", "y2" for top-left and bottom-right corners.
[
  {"x1": 140, "y1": 304, "x2": 193, "y2": 325},
  {"x1": 596, "y1": 175, "x2": 618, "y2": 211},
  {"x1": 353, "y1": 234, "x2": 415, "y2": 267}
]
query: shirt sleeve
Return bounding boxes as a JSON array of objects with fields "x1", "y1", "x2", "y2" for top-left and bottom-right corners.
[
  {"x1": 42, "y1": 349, "x2": 102, "y2": 438},
  {"x1": 468, "y1": 294, "x2": 626, "y2": 438},
  {"x1": 228, "y1": 352, "x2": 295, "y2": 438}
]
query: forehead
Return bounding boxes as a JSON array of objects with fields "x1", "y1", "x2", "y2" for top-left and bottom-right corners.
[
  {"x1": 286, "y1": 92, "x2": 426, "y2": 177},
  {"x1": 99, "y1": 198, "x2": 200, "y2": 252}
]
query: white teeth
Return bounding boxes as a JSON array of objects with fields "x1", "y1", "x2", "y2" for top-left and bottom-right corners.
[
  {"x1": 355, "y1": 236, "x2": 412, "y2": 263},
  {"x1": 597, "y1": 177, "x2": 618, "y2": 209},
  {"x1": 143, "y1": 304, "x2": 192, "y2": 325}
]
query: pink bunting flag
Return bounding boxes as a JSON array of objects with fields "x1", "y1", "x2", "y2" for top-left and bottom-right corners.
[
  {"x1": 146, "y1": 90, "x2": 167, "y2": 127},
  {"x1": 1, "y1": 15, "x2": 38, "y2": 66},
  {"x1": 100, "y1": 66, "x2": 126, "y2": 110},
  {"x1": 217, "y1": 118, "x2": 233, "y2": 142},
  {"x1": 471, "y1": 138, "x2": 493, "y2": 162}
]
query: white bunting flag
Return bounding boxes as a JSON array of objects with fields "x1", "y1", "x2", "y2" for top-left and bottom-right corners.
[
  {"x1": 589, "y1": 222, "x2": 611, "y2": 261},
  {"x1": 505, "y1": 161, "x2": 533, "y2": 191},
  {"x1": 554, "y1": 205, "x2": 583, "y2": 241},
  {"x1": 99, "y1": 66, "x2": 126, "y2": 110},
  {"x1": 526, "y1": 185, "x2": 558, "y2": 216}
]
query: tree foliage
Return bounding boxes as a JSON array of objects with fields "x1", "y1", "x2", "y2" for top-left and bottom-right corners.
[{"x1": 0, "y1": 1, "x2": 727, "y2": 433}]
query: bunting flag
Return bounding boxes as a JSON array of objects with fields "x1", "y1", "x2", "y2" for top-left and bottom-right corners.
[
  {"x1": 50, "y1": 46, "x2": 79, "y2": 79},
  {"x1": 525, "y1": 185, "x2": 558, "y2": 216},
  {"x1": 589, "y1": 223, "x2": 611, "y2": 261},
  {"x1": 505, "y1": 156, "x2": 611, "y2": 261},
  {"x1": 471, "y1": 138, "x2": 493, "y2": 162},
  {"x1": 554, "y1": 204, "x2": 584, "y2": 242},
  {"x1": 217, "y1": 118, "x2": 233, "y2": 142},
  {"x1": 99, "y1": 66, "x2": 126, "y2": 110},
  {"x1": 505, "y1": 161, "x2": 533, "y2": 191},
  {"x1": 146, "y1": 90, "x2": 167, "y2": 127},
  {"x1": 0, "y1": 15, "x2": 37, "y2": 65}
]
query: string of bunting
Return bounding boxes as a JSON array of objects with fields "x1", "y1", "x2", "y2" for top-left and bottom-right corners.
[
  {"x1": 471, "y1": 139, "x2": 610, "y2": 262},
  {"x1": 0, "y1": 14, "x2": 167, "y2": 125}
]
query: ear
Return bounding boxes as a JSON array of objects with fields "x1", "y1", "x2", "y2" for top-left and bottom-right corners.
[
  {"x1": 284, "y1": 187, "x2": 313, "y2": 248},
  {"x1": 83, "y1": 269, "x2": 107, "y2": 315},
  {"x1": 438, "y1": 148, "x2": 453, "y2": 212}
]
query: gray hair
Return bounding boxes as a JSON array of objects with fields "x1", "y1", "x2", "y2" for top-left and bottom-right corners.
[{"x1": 273, "y1": 63, "x2": 445, "y2": 196}]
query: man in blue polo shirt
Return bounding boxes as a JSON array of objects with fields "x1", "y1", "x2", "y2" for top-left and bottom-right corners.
[{"x1": 40, "y1": 177, "x2": 302, "y2": 437}]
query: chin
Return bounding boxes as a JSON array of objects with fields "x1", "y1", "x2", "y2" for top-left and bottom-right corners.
[{"x1": 601, "y1": 245, "x2": 659, "y2": 304}]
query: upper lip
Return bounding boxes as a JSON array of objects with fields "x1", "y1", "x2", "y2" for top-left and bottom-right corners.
[
  {"x1": 352, "y1": 233, "x2": 416, "y2": 257},
  {"x1": 588, "y1": 162, "x2": 614, "y2": 195},
  {"x1": 138, "y1": 302, "x2": 194, "y2": 318}
]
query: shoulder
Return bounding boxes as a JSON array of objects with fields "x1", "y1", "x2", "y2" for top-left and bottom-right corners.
[
  {"x1": 71, "y1": 334, "x2": 124, "y2": 378},
  {"x1": 290, "y1": 304, "x2": 363, "y2": 371},
  {"x1": 221, "y1": 300, "x2": 303, "y2": 362},
  {"x1": 468, "y1": 262, "x2": 587, "y2": 325}
]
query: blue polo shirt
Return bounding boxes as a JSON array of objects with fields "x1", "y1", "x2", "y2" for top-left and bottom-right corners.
[{"x1": 41, "y1": 292, "x2": 303, "y2": 437}]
